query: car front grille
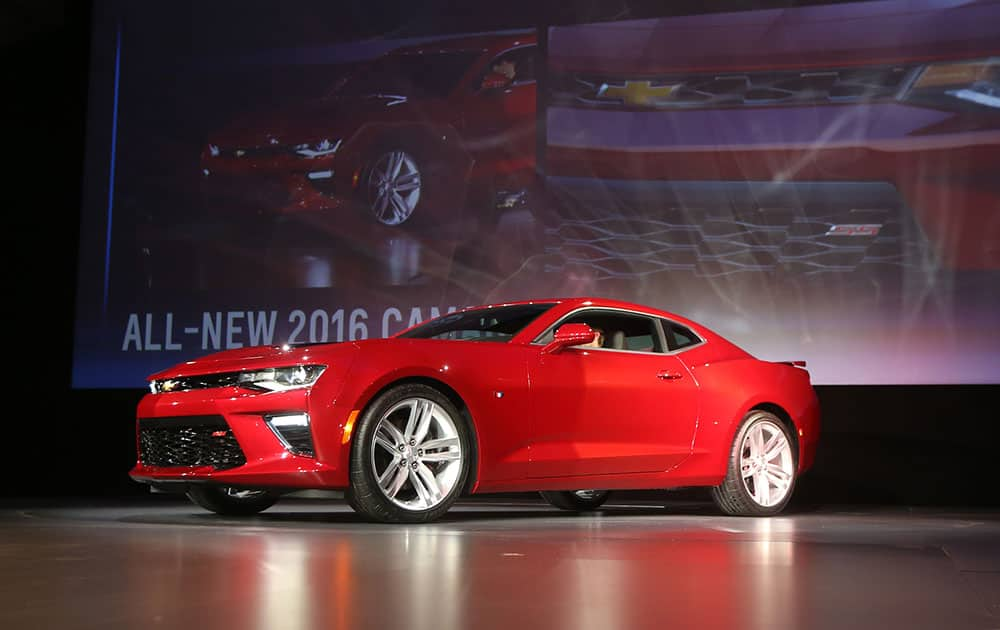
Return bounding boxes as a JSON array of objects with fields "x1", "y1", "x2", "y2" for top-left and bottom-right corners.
[
  {"x1": 542, "y1": 180, "x2": 933, "y2": 279},
  {"x1": 138, "y1": 415, "x2": 246, "y2": 470},
  {"x1": 217, "y1": 145, "x2": 297, "y2": 159},
  {"x1": 549, "y1": 65, "x2": 916, "y2": 109},
  {"x1": 199, "y1": 172, "x2": 294, "y2": 211},
  {"x1": 150, "y1": 372, "x2": 245, "y2": 393}
]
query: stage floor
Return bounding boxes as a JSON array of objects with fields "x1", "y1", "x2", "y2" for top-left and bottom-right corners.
[{"x1": 1, "y1": 495, "x2": 997, "y2": 630}]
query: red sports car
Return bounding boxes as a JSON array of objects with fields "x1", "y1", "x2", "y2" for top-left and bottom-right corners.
[
  {"x1": 199, "y1": 31, "x2": 538, "y2": 227},
  {"x1": 130, "y1": 297, "x2": 820, "y2": 522}
]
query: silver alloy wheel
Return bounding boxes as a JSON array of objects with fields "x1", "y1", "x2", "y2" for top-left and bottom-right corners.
[
  {"x1": 366, "y1": 150, "x2": 422, "y2": 226},
  {"x1": 739, "y1": 419, "x2": 795, "y2": 507},
  {"x1": 371, "y1": 397, "x2": 463, "y2": 511}
]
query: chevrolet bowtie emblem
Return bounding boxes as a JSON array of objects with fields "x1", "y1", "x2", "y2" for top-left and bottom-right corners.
[{"x1": 597, "y1": 81, "x2": 681, "y2": 106}]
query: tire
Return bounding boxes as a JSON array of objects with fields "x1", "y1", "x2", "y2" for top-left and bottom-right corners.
[
  {"x1": 711, "y1": 410, "x2": 798, "y2": 516},
  {"x1": 348, "y1": 383, "x2": 472, "y2": 523},
  {"x1": 186, "y1": 486, "x2": 280, "y2": 516},
  {"x1": 539, "y1": 489, "x2": 611, "y2": 512}
]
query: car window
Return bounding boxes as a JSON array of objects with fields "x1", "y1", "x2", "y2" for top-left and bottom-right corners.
[
  {"x1": 661, "y1": 319, "x2": 702, "y2": 351},
  {"x1": 398, "y1": 303, "x2": 556, "y2": 342},
  {"x1": 337, "y1": 51, "x2": 481, "y2": 98},
  {"x1": 537, "y1": 309, "x2": 664, "y2": 353},
  {"x1": 483, "y1": 45, "x2": 537, "y2": 86}
]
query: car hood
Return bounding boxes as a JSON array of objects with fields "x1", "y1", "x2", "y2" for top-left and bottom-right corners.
[
  {"x1": 548, "y1": 0, "x2": 999, "y2": 74},
  {"x1": 207, "y1": 95, "x2": 444, "y2": 149},
  {"x1": 148, "y1": 341, "x2": 359, "y2": 381}
]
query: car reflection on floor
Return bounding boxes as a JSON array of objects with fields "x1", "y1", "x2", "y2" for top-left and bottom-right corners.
[
  {"x1": 1, "y1": 498, "x2": 997, "y2": 630},
  {"x1": 135, "y1": 202, "x2": 552, "y2": 292}
]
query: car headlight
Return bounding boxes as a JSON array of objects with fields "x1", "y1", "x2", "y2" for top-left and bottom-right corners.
[
  {"x1": 236, "y1": 365, "x2": 327, "y2": 392},
  {"x1": 294, "y1": 138, "x2": 341, "y2": 158},
  {"x1": 905, "y1": 57, "x2": 999, "y2": 109}
]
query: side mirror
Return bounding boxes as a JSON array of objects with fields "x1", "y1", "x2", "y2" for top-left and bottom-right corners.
[
  {"x1": 542, "y1": 323, "x2": 596, "y2": 354},
  {"x1": 480, "y1": 71, "x2": 512, "y2": 91}
]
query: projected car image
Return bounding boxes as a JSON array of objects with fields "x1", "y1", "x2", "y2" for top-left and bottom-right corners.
[
  {"x1": 545, "y1": 0, "x2": 1000, "y2": 279},
  {"x1": 200, "y1": 31, "x2": 538, "y2": 228},
  {"x1": 130, "y1": 296, "x2": 820, "y2": 523}
]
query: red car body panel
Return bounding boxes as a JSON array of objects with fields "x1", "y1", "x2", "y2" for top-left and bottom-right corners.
[
  {"x1": 546, "y1": 1, "x2": 1000, "y2": 74},
  {"x1": 199, "y1": 31, "x2": 537, "y2": 219},
  {"x1": 526, "y1": 348, "x2": 699, "y2": 477},
  {"x1": 130, "y1": 297, "x2": 820, "y2": 495},
  {"x1": 545, "y1": 0, "x2": 1000, "y2": 269}
]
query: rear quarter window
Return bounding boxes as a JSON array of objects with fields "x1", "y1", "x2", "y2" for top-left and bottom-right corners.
[{"x1": 662, "y1": 320, "x2": 701, "y2": 351}]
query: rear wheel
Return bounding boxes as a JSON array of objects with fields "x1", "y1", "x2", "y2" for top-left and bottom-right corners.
[
  {"x1": 539, "y1": 489, "x2": 611, "y2": 512},
  {"x1": 186, "y1": 486, "x2": 280, "y2": 516},
  {"x1": 711, "y1": 410, "x2": 797, "y2": 516}
]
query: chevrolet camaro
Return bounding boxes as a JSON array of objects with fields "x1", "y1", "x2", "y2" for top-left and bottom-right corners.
[
  {"x1": 130, "y1": 297, "x2": 820, "y2": 522},
  {"x1": 199, "y1": 31, "x2": 538, "y2": 228}
]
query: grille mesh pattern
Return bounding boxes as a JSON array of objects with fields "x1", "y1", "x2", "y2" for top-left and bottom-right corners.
[
  {"x1": 151, "y1": 372, "x2": 244, "y2": 393},
  {"x1": 138, "y1": 416, "x2": 246, "y2": 470},
  {"x1": 542, "y1": 207, "x2": 930, "y2": 278},
  {"x1": 551, "y1": 65, "x2": 914, "y2": 108}
]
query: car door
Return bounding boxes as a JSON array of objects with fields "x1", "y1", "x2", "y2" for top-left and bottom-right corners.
[
  {"x1": 460, "y1": 44, "x2": 537, "y2": 173},
  {"x1": 526, "y1": 309, "x2": 699, "y2": 478}
]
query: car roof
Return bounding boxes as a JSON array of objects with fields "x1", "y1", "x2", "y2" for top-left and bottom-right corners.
[
  {"x1": 393, "y1": 295, "x2": 739, "y2": 352},
  {"x1": 461, "y1": 296, "x2": 696, "y2": 326},
  {"x1": 437, "y1": 296, "x2": 728, "y2": 349},
  {"x1": 386, "y1": 30, "x2": 536, "y2": 57}
]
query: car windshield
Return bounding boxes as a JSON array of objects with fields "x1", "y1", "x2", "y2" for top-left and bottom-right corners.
[
  {"x1": 334, "y1": 51, "x2": 481, "y2": 99},
  {"x1": 398, "y1": 303, "x2": 557, "y2": 342}
]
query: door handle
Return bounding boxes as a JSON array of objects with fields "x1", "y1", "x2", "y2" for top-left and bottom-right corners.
[{"x1": 656, "y1": 370, "x2": 683, "y2": 381}]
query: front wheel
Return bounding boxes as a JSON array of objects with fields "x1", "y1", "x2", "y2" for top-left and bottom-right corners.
[
  {"x1": 363, "y1": 149, "x2": 425, "y2": 226},
  {"x1": 539, "y1": 489, "x2": 611, "y2": 512},
  {"x1": 711, "y1": 410, "x2": 797, "y2": 516},
  {"x1": 347, "y1": 383, "x2": 472, "y2": 523},
  {"x1": 186, "y1": 486, "x2": 280, "y2": 516}
]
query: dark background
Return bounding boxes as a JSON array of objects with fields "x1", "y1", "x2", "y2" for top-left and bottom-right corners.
[{"x1": 5, "y1": 0, "x2": 998, "y2": 506}]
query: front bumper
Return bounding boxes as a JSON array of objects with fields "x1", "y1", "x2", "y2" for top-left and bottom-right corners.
[
  {"x1": 199, "y1": 151, "x2": 352, "y2": 216},
  {"x1": 129, "y1": 387, "x2": 352, "y2": 490}
]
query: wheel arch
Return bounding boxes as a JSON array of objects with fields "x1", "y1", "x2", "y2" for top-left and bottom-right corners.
[
  {"x1": 746, "y1": 402, "x2": 800, "y2": 462},
  {"x1": 693, "y1": 398, "x2": 801, "y2": 481},
  {"x1": 348, "y1": 375, "x2": 481, "y2": 496},
  {"x1": 709, "y1": 402, "x2": 801, "y2": 516},
  {"x1": 343, "y1": 121, "x2": 476, "y2": 227},
  {"x1": 343, "y1": 122, "x2": 473, "y2": 189}
]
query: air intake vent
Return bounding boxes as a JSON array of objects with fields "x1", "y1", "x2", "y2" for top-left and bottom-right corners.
[
  {"x1": 138, "y1": 416, "x2": 246, "y2": 470},
  {"x1": 265, "y1": 413, "x2": 315, "y2": 457}
]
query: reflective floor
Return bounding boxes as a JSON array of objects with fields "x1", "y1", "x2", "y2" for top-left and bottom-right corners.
[{"x1": 1, "y1": 495, "x2": 998, "y2": 630}]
